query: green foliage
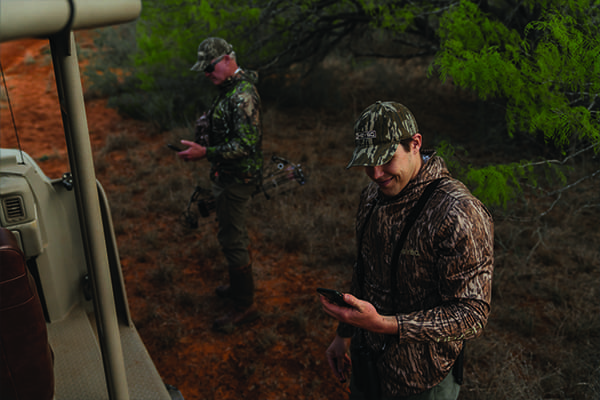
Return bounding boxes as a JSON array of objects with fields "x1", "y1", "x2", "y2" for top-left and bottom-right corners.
[
  {"x1": 134, "y1": 0, "x2": 262, "y2": 90},
  {"x1": 435, "y1": 140, "x2": 570, "y2": 209},
  {"x1": 436, "y1": 141, "x2": 511, "y2": 207},
  {"x1": 429, "y1": 0, "x2": 599, "y2": 208},
  {"x1": 86, "y1": 0, "x2": 265, "y2": 128},
  {"x1": 360, "y1": 0, "x2": 418, "y2": 31},
  {"x1": 84, "y1": 0, "x2": 600, "y2": 205},
  {"x1": 88, "y1": 0, "x2": 599, "y2": 146},
  {"x1": 434, "y1": 0, "x2": 600, "y2": 151},
  {"x1": 464, "y1": 164, "x2": 526, "y2": 208}
]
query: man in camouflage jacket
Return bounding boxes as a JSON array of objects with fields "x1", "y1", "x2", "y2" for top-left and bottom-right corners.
[
  {"x1": 179, "y1": 37, "x2": 263, "y2": 331},
  {"x1": 320, "y1": 102, "x2": 494, "y2": 399}
]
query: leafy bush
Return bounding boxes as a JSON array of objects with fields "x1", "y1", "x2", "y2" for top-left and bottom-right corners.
[
  {"x1": 434, "y1": 1, "x2": 600, "y2": 150},
  {"x1": 83, "y1": 0, "x2": 599, "y2": 208}
]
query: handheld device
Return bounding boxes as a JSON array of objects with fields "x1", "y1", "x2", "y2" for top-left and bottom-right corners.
[
  {"x1": 317, "y1": 288, "x2": 353, "y2": 308},
  {"x1": 167, "y1": 143, "x2": 184, "y2": 152}
]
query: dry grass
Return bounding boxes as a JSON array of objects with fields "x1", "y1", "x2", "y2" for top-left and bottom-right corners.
[{"x1": 93, "y1": 58, "x2": 600, "y2": 399}]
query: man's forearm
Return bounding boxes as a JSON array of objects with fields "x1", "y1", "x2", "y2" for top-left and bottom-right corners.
[{"x1": 370, "y1": 314, "x2": 400, "y2": 335}]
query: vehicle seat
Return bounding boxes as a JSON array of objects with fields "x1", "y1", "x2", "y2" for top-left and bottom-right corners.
[{"x1": 0, "y1": 227, "x2": 54, "y2": 400}]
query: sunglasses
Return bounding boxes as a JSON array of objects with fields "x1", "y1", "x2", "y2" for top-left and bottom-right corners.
[{"x1": 204, "y1": 55, "x2": 226, "y2": 73}]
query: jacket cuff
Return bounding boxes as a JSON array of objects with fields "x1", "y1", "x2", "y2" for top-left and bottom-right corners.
[
  {"x1": 396, "y1": 315, "x2": 405, "y2": 340},
  {"x1": 206, "y1": 147, "x2": 216, "y2": 160}
]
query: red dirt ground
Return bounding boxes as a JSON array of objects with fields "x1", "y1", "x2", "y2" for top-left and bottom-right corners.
[{"x1": 1, "y1": 38, "x2": 139, "y2": 177}]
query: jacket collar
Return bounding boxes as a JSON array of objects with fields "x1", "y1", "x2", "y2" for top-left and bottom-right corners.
[{"x1": 217, "y1": 68, "x2": 258, "y2": 92}]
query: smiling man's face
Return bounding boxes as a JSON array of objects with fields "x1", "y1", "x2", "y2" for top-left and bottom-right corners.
[{"x1": 364, "y1": 134, "x2": 422, "y2": 197}]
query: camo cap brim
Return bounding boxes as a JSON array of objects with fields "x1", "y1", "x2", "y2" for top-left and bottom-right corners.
[
  {"x1": 191, "y1": 37, "x2": 233, "y2": 72},
  {"x1": 346, "y1": 101, "x2": 418, "y2": 169}
]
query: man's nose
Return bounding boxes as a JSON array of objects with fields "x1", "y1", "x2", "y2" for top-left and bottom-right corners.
[{"x1": 367, "y1": 165, "x2": 385, "y2": 180}]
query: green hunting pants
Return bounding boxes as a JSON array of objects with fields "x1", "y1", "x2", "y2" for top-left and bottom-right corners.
[{"x1": 212, "y1": 180, "x2": 256, "y2": 307}]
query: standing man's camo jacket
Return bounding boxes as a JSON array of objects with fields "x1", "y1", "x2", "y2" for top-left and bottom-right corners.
[
  {"x1": 338, "y1": 151, "x2": 494, "y2": 397},
  {"x1": 201, "y1": 69, "x2": 263, "y2": 184}
]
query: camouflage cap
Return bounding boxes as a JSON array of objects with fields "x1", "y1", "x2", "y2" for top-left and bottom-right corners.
[
  {"x1": 346, "y1": 101, "x2": 418, "y2": 169},
  {"x1": 190, "y1": 37, "x2": 233, "y2": 72}
]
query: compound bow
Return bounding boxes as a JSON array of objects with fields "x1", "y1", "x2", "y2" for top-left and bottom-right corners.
[{"x1": 180, "y1": 155, "x2": 307, "y2": 229}]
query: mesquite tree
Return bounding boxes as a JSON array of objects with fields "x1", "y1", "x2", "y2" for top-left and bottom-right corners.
[{"x1": 91, "y1": 0, "x2": 599, "y2": 207}]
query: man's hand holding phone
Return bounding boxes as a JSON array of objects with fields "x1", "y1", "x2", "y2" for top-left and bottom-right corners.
[
  {"x1": 172, "y1": 140, "x2": 207, "y2": 162},
  {"x1": 319, "y1": 289, "x2": 400, "y2": 336},
  {"x1": 317, "y1": 288, "x2": 354, "y2": 308}
]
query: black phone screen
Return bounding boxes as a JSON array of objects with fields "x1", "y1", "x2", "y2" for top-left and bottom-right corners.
[
  {"x1": 317, "y1": 288, "x2": 352, "y2": 308},
  {"x1": 167, "y1": 143, "x2": 183, "y2": 152}
]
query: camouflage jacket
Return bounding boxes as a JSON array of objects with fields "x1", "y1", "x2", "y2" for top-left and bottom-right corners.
[
  {"x1": 202, "y1": 69, "x2": 263, "y2": 184},
  {"x1": 338, "y1": 151, "x2": 494, "y2": 397}
]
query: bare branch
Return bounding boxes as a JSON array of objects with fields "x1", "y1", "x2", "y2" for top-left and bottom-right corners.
[{"x1": 521, "y1": 142, "x2": 600, "y2": 169}]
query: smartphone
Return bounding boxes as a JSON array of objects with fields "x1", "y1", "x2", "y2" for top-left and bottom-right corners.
[
  {"x1": 167, "y1": 143, "x2": 184, "y2": 152},
  {"x1": 317, "y1": 288, "x2": 353, "y2": 308}
]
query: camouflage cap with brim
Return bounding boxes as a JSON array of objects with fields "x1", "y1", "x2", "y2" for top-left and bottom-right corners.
[
  {"x1": 190, "y1": 37, "x2": 233, "y2": 72},
  {"x1": 346, "y1": 101, "x2": 418, "y2": 169}
]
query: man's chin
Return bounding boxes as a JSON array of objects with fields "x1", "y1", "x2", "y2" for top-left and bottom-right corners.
[
  {"x1": 376, "y1": 180, "x2": 394, "y2": 194},
  {"x1": 378, "y1": 184, "x2": 402, "y2": 198}
]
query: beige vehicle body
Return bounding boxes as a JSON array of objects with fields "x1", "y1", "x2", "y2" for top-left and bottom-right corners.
[{"x1": 1, "y1": 1, "x2": 180, "y2": 399}]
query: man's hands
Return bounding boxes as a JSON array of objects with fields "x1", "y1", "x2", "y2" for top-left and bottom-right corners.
[
  {"x1": 319, "y1": 293, "x2": 399, "y2": 335},
  {"x1": 177, "y1": 140, "x2": 207, "y2": 162},
  {"x1": 325, "y1": 335, "x2": 351, "y2": 383},
  {"x1": 320, "y1": 293, "x2": 400, "y2": 385}
]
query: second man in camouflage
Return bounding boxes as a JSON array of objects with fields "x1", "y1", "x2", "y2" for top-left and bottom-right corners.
[{"x1": 178, "y1": 37, "x2": 263, "y2": 331}]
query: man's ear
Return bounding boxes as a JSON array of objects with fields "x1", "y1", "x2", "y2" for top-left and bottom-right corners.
[
  {"x1": 222, "y1": 54, "x2": 236, "y2": 70},
  {"x1": 411, "y1": 133, "x2": 423, "y2": 153}
]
